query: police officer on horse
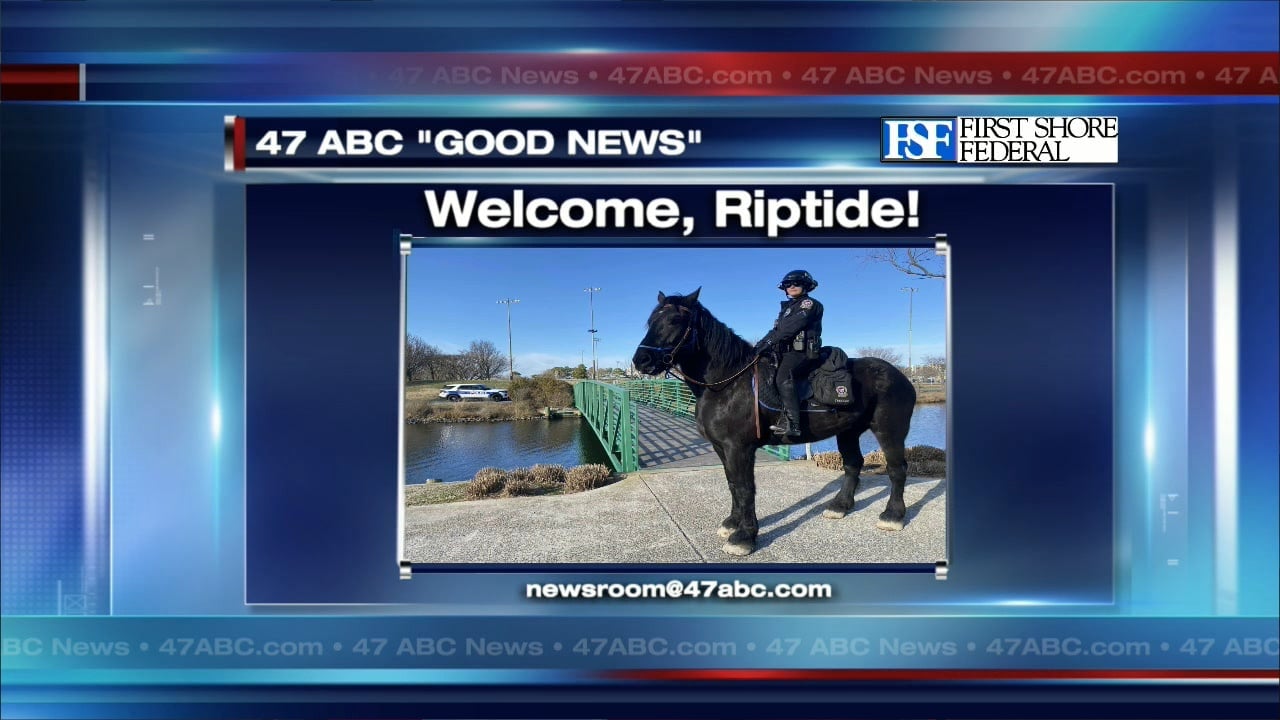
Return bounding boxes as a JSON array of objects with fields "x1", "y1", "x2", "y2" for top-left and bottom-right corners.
[{"x1": 754, "y1": 270, "x2": 823, "y2": 438}]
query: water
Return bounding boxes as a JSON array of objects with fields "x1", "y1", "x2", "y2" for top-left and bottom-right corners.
[
  {"x1": 405, "y1": 404, "x2": 947, "y2": 482},
  {"x1": 405, "y1": 418, "x2": 611, "y2": 484},
  {"x1": 787, "y1": 403, "x2": 947, "y2": 459}
]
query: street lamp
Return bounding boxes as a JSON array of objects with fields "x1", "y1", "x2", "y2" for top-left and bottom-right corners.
[
  {"x1": 583, "y1": 287, "x2": 601, "y2": 380},
  {"x1": 497, "y1": 298, "x2": 520, "y2": 380},
  {"x1": 900, "y1": 286, "x2": 918, "y2": 374}
]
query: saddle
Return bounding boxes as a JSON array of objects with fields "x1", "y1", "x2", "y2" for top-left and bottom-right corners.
[{"x1": 755, "y1": 346, "x2": 859, "y2": 413}]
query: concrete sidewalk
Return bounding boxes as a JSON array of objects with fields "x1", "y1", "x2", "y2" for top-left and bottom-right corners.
[{"x1": 404, "y1": 462, "x2": 946, "y2": 565}]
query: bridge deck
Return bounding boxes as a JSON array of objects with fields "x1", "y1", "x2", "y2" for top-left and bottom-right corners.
[{"x1": 635, "y1": 405, "x2": 785, "y2": 469}]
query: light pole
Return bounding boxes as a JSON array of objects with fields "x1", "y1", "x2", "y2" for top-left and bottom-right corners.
[
  {"x1": 497, "y1": 298, "x2": 520, "y2": 380},
  {"x1": 900, "y1": 286, "x2": 918, "y2": 374},
  {"x1": 584, "y1": 287, "x2": 601, "y2": 380}
]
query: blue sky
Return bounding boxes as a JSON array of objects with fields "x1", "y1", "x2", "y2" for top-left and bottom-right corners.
[{"x1": 408, "y1": 247, "x2": 945, "y2": 375}]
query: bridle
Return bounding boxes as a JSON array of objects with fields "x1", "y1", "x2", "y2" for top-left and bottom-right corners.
[
  {"x1": 637, "y1": 303, "x2": 760, "y2": 390},
  {"x1": 636, "y1": 304, "x2": 698, "y2": 369}
]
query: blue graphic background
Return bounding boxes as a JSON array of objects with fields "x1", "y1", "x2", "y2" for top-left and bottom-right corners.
[{"x1": 1, "y1": 0, "x2": 1276, "y2": 717}]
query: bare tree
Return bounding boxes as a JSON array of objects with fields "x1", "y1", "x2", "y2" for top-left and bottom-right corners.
[
  {"x1": 435, "y1": 354, "x2": 468, "y2": 381},
  {"x1": 857, "y1": 346, "x2": 905, "y2": 367},
  {"x1": 917, "y1": 353, "x2": 947, "y2": 383},
  {"x1": 405, "y1": 334, "x2": 433, "y2": 382},
  {"x1": 864, "y1": 248, "x2": 945, "y2": 280},
  {"x1": 463, "y1": 340, "x2": 507, "y2": 380},
  {"x1": 421, "y1": 344, "x2": 450, "y2": 380},
  {"x1": 406, "y1": 335, "x2": 455, "y2": 381}
]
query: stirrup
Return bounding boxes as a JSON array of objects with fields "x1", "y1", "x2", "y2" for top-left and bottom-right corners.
[{"x1": 769, "y1": 414, "x2": 801, "y2": 437}]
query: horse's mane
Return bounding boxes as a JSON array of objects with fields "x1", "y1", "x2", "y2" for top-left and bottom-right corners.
[{"x1": 662, "y1": 294, "x2": 756, "y2": 375}]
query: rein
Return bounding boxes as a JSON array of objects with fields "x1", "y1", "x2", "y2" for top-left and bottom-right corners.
[
  {"x1": 667, "y1": 357, "x2": 759, "y2": 390},
  {"x1": 640, "y1": 304, "x2": 760, "y2": 391}
]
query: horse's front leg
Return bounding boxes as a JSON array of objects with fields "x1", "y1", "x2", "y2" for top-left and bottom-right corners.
[
  {"x1": 720, "y1": 444, "x2": 759, "y2": 556},
  {"x1": 709, "y1": 442, "x2": 740, "y2": 539}
]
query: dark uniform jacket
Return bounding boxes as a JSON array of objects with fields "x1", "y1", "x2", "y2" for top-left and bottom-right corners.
[{"x1": 761, "y1": 294, "x2": 823, "y2": 357}]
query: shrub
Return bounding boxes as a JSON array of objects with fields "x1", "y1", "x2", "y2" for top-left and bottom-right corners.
[
  {"x1": 813, "y1": 446, "x2": 946, "y2": 477},
  {"x1": 812, "y1": 451, "x2": 844, "y2": 471},
  {"x1": 857, "y1": 446, "x2": 948, "y2": 477},
  {"x1": 911, "y1": 459, "x2": 948, "y2": 477},
  {"x1": 466, "y1": 467, "x2": 507, "y2": 499},
  {"x1": 530, "y1": 464, "x2": 567, "y2": 485},
  {"x1": 509, "y1": 372, "x2": 575, "y2": 408},
  {"x1": 564, "y1": 463, "x2": 613, "y2": 494},
  {"x1": 904, "y1": 445, "x2": 946, "y2": 463},
  {"x1": 405, "y1": 399, "x2": 435, "y2": 421},
  {"x1": 503, "y1": 467, "x2": 539, "y2": 497}
]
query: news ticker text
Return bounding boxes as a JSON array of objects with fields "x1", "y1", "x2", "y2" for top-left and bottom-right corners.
[{"x1": 5, "y1": 633, "x2": 1275, "y2": 664}]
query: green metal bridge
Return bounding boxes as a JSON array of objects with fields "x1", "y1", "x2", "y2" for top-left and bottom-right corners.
[{"x1": 573, "y1": 379, "x2": 790, "y2": 473}]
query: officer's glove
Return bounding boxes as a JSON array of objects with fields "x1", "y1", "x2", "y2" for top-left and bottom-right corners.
[{"x1": 753, "y1": 338, "x2": 771, "y2": 356}]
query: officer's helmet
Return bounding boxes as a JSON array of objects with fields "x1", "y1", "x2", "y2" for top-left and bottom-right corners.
[{"x1": 778, "y1": 269, "x2": 818, "y2": 292}]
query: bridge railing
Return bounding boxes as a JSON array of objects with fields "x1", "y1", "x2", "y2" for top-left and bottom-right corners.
[
  {"x1": 622, "y1": 379, "x2": 696, "y2": 419},
  {"x1": 622, "y1": 379, "x2": 790, "y2": 462},
  {"x1": 572, "y1": 381, "x2": 640, "y2": 473}
]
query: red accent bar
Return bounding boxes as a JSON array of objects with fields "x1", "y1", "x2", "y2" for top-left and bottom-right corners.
[
  {"x1": 0, "y1": 64, "x2": 81, "y2": 102},
  {"x1": 607, "y1": 668, "x2": 1280, "y2": 682},
  {"x1": 233, "y1": 117, "x2": 246, "y2": 171}
]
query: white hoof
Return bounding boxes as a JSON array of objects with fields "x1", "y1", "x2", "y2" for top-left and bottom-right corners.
[
  {"x1": 822, "y1": 509, "x2": 847, "y2": 519},
  {"x1": 721, "y1": 542, "x2": 753, "y2": 556},
  {"x1": 717, "y1": 525, "x2": 734, "y2": 538},
  {"x1": 877, "y1": 518, "x2": 904, "y2": 531}
]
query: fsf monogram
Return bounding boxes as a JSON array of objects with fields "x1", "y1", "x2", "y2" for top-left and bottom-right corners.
[{"x1": 880, "y1": 118, "x2": 957, "y2": 162}]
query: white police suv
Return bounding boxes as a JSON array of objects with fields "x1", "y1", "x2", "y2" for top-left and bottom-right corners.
[{"x1": 438, "y1": 384, "x2": 510, "y2": 402}]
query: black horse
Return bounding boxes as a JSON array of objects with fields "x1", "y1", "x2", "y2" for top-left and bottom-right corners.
[{"x1": 631, "y1": 289, "x2": 917, "y2": 557}]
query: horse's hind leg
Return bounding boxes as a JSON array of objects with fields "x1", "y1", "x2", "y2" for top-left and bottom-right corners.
[
  {"x1": 823, "y1": 427, "x2": 866, "y2": 519},
  {"x1": 871, "y1": 421, "x2": 909, "y2": 531}
]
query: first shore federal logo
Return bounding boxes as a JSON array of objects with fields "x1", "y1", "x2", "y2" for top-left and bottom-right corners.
[{"x1": 881, "y1": 116, "x2": 1119, "y2": 164}]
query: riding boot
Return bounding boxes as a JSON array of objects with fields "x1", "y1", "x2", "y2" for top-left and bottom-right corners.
[{"x1": 769, "y1": 380, "x2": 803, "y2": 438}]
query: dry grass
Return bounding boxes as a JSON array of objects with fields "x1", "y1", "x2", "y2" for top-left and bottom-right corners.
[
  {"x1": 813, "y1": 451, "x2": 844, "y2": 471},
  {"x1": 530, "y1": 464, "x2": 568, "y2": 485},
  {"x1": 405, "y1": 482, "x2": 469, "y2": 506},
  {"x1": 904, "y1": 445, "x2": 946, "y2": 463},
  {"x1": 813, "y1": 445, "x2": 947, "y2": 478},
  {"x1": 502, "y1": 466, "x2": 569, "y2": 497},
  {"x1": 913, "y1": 384, "x2": 946, "y2": 404},
  {"x1": 465, "y1": 467, "x2": 508, "y2": 499},
  {"x1": 407, "y1": 401, "x2": 538, "y2": 423},
  {"x1": 502, "y1": 468, "x2": 538, "y2": 497},
  {"x1": 564, "y1": 464, "x2": 614, "y2": 494},
  {"x1": 408, "y1": 462, "x2": 616, "y2": 506},
  {"x1": 403, "y1": 381, "x2": 543, "y2": 423}
]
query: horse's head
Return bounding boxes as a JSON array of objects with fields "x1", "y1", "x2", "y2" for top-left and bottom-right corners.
[{"x1": 632, "y1": 288, "x2": 701, "y2": 376}]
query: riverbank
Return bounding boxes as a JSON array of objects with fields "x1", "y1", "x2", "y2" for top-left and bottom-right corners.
[
  {"x1": 405, "y1": 464, "x2": 617, "y2": 506},
  {"x1": 914, "y1": 384, "x2": 945, "y2": 404},
  {"x1": 405, "y1": 381, "x2": 946, "y2": 422},
  {"x1": 406, "y1": 401, "x2": 542, "y2": 424}
]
